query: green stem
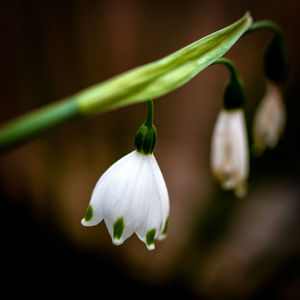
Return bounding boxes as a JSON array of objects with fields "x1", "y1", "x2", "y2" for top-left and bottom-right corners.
[
  {"x1": 245, "y1": 20, "x2": 287, "y2": 83},
  {"x1": 212, "y1": 58, "x2": 239, "y2": 80},
  {"x1": 144, "y1": 100, "x2": 154, "y2": 127},
  {"x1": 244, "y1": 20, "x2": 283, "y2": 37},
  {"x1": 0, "y1": 98, "x2": 80, "y2": 153}
]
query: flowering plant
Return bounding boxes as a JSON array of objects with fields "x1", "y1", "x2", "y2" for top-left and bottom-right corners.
[{"x1": 0, "y1": 13, "x2": 289, "y2": 249}]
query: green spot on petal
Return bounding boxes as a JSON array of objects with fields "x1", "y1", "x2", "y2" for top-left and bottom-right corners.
[
  {"x1": 113, "y1": 217, "x2": 124, "y2": 240},
  {"x1": 162, "y1": 218, "x2": 169, "y2": 235},
  {"x1": 146, "y1": 228, "x2": 156, "y2": 246},
  {"x1": 84, "y1": 204, "x2": 93, "y2": 222}
]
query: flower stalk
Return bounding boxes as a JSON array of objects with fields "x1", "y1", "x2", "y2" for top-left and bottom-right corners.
[
  {"x1": 246, "y1": 20, "x2": 288, "y2": 83},
  {"x1": 245, "y1": 20, "x2": 283, "y2": 36}
]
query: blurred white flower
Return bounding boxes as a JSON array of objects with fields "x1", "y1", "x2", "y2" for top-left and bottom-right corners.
[
  {"x1": 252, "y1": 81, "x2": 286, "y2": 155},
  {"x1": 211, "y1": 108, "x2": 249, "y2": 198},
  {"x1": 81, "y1": 150, "x2": 169, "y2": 250}
]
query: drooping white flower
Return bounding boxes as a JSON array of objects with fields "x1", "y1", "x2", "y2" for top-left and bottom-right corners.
[
  {"x1": 82, "y1": 100, "x2": 169, "y2": 250},
  {"x1": 81, "y1": 150, "x2": 169, "y2": 250},
  {"x1": 211, "y1": 108, "x2": 249, "y2": 198},
  {"x1": 252, "y1": 81, "x2": 286, "y2": 155}
]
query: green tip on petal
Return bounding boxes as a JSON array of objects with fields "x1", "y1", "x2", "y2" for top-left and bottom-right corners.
[
  {"x1": 84, "y1": 204, "x2": 93, "y2": 222},
  {"x1": 113, "y1": 217, "x2": 125, "y2": 240},
  {"x1": 162, "y1": 218, "x2": 169, "y2": 236},
  {"x1": 146, "y1": 228, "x2": 156, "y2": 248}
]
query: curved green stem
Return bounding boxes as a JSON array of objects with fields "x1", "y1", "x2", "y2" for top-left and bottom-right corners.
[
  {"x1": 212, "y1": 58, "x2": 239, "y2": 80},
  {"x1": 245, "y1": 20, "x2": 283, "y2": 36},
  {"x1": 212, "y1": 58, "x2": 244, "y2": 109},
  {"x1": 245, "y1": 20, "x2": 287, "y2": 83}
]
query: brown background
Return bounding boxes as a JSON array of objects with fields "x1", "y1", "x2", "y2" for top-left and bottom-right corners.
[{"x1": 1, "y1": 0, "x2": 300, "y2": 298}]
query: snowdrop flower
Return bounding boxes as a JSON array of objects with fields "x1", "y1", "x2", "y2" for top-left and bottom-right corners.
[
  {"x1": 252, "y1": 81, "x2": 286, "y2": 155},
  {"x1": 210, "y1": 59, "x2": 249, "y2": 198},
  {"x1": 81, "y1": 101, "x2": 169, "y2": 250},
  {"x1": 211, "y1": 108, "x2": 249, "y2": 198}
]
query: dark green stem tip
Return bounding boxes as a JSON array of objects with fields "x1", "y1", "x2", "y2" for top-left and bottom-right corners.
[
  {"x1": 135, "y1": 124, "x2": 157, "y2": 154},
  {"x1": 213, "y1": 58, "x2": 244, "y2": 109},
  {"x1": 264, "y1": 33, "x2": 288, "y2": 83},
  {"x1": 223, "y1": 75, "x2": 244, "y2": 109},
  {"x1": 135, "y1": 100, "x2": 157, "y2": 155}
]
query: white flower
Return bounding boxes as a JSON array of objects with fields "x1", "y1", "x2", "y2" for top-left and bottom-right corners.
[
  {"x1": 252, "y1": 81, "x2": 286, "y2": 155},
  {"x1": 81, "y1": 150, "x2": 169, "y2": 250},
  {"x1": 211, "y1": 108, "x2": 249, "y2": 198}
]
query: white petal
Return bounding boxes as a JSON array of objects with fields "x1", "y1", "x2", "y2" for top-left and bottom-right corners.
[
  {"x1": 149, "y1": 155, "x2": 170, "y2": 240},
  {"x1": 252, "y1": 81, "x2": 286, "y2": 155},
  {"x1": 134, "y1": 160, "x2": 162, "y2": 249},
  {"x1": 211, "y1": 109, "x2": 249, "y2": 194},
  {"x1": 81, "y1": 151, "x2": 136, "y2": 227},
  {"x1": 135, "y1": 154, "x2": 169, "y2": 249},
  {"x1": 101, "y1": 151, "x2": 146, "y2": 244}
]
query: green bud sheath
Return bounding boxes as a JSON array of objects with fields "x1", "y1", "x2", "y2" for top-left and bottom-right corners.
[
  {"x1": 135, "y1": 123, "x2": 157, "y2": 154},
  {"x1": 135, "y1": 100, "x2": 157, "y2": 155},
  {"x1": 213, "y1": 58, "x2": 245, "y2": 110},
  {"x1": 224, "y1": 75, "x2": 244, "y2": 110},
  {"x1": 264, "y1": 32, "x2": 287, "y2": 83}
]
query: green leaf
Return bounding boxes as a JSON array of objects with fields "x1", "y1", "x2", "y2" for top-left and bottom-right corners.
[
  {"x1": 77, "y1": 12, "x2": 252, "y2": 115},
  {"x1": 0, "y1": 13, "x2": 252, "y2": 153}
]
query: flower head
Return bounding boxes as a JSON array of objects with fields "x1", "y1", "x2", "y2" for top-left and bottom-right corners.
[
  {"x1": 81, "y1": 150, "x2": 169, "y2": 250},
  {"x1": 211, "y1": 108, "x2": 249, "y2": 198},
  {"x1": 81, "y1": 100, "x2": 169, "y2": 250},
  {"x1": 252, "y1": 81, "x2": 286, "y2": 155}
]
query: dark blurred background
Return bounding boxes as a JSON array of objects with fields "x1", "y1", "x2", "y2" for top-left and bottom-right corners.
[{"x1": 1, "y1": 0, "x2": 300, "y2": 298}]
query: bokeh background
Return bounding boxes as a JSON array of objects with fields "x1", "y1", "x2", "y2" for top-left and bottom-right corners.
[{"x1": 1, "y1": 0, "x2": 300, "y2": 298}]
